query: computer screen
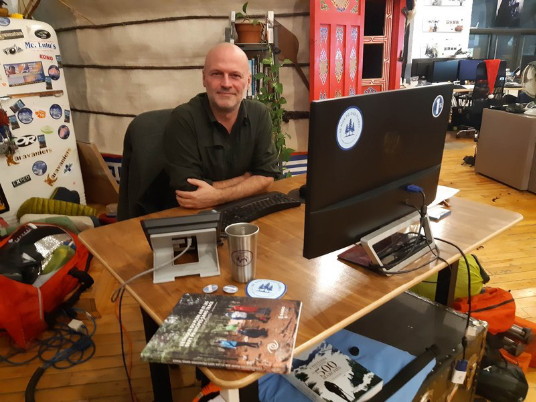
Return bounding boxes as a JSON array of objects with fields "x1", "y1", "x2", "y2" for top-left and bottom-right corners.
[
  {"x1": 457, "y1": 59, "x2": 482, "y2": 83},
  {"x1": 430, "y1": 60, "x2": 459, "y2": 83},
  {"x1": 303, "y1": 84, "x2": 453, "y2": 260},
  {"x1": 410, "y1": 58, "x2": 435, "y2": 79}
]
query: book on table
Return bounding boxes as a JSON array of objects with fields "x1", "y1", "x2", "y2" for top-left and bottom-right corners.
[
  {"x1": 140, "y1": 293, "x2": 302, "y2": 374},
  {"x1": 285, "y1": 341, "x2": 383, "y2": 401}
]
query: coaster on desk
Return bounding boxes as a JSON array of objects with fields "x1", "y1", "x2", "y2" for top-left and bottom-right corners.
[{"x1": 246, "y1": 279, "x2": 286, "y2": 299}]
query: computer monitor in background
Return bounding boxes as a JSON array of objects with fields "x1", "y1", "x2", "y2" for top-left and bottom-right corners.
[
  {"x1": 303, "y1": 84, "x2": 453, "y2": 271},
  {"x1": 430, "y1": 60, "x2": 459, "y2": 83},
  {"x1": 410, "y1": 58, "x2": 436, "y2": 80},
  {"x1": 457, "y1": 59, "x2": 482, "y2": 83}
]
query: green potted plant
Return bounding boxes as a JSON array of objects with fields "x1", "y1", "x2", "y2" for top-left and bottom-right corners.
[
  {"x1": 254, "y1": 49, "x2": 295, "y2": 177},
  {"x1": 234, "y1": 2, "x2": 264, "y2": 44}
]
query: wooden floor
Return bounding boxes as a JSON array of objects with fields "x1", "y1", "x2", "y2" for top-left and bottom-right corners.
[{"x1": 1, "y1": 133, "x2": 535, "y2": 401}]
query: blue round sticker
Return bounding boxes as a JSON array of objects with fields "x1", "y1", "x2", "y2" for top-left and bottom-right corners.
[
  {"x1": 32, "y1": 161, "x2": 47, "y2": 176},
  {"x1": 17, "y1": 108, "x2": 33, "y2": 124},
  {"x1": 0, "y1": 18, "x2": 10, "y2": 26},
  {"x1": 49, "y1": 104, "x2": 62, "y2": 119},
  {"x1": 432, "y1": 95, "x2": 444, "y2": 118}
]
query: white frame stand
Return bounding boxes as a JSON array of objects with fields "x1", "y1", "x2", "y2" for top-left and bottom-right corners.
[
  {"x1": 149, "y1": 228, "x2": 220, "y2": 284},
  {"x1": 360, "y1": 211, "x2": 435, "y2": 273}
]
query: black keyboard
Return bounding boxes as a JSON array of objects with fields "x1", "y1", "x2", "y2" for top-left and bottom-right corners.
[{"x1": 215, "y1": 191, "x2": 301, "y2": 233}]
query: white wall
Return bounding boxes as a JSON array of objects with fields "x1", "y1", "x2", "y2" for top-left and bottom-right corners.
[{"x1": 33, "y1": 1, "x2": 310, "y2": 155}]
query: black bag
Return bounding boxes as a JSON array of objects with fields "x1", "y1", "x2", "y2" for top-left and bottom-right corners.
[{"x1": 476, "y1": 353, "x2": 528, "y2": 402}]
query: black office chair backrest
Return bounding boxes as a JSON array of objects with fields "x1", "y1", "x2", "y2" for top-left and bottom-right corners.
[
  {"x1": 473, "y1": 60, "x2": 507, "y2": 101},
  {"x1": 117, "y1": 109, "x2": 175, "y2": 221}
]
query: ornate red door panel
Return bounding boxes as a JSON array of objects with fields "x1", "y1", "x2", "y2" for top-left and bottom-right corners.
[{"x1": 309, "y1": 0, "x2": 365, "y2": 101}]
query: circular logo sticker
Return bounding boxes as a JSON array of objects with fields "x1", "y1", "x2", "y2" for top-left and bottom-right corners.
[
  {"x1": 48, "y1": 65, "x2": 60, "y2": 80},
  {"x1": 246, "y1": 279, "x2": 287, "y2": 299},
  {"x1": 17, "y1": 108, "x2": 33, "y2": 124},
  {"x1": 0, "y1": 18, "x2": 10, "y2": 27},
  {"x1": 432, "y1": 95, "x2": 444, "y2": 118},
  {"x1": 32, "y1": 161, "x2": 47, "y2": 176},
  {"x1": 58, "y1": 124, "x2": 70, "y2": 139},
  {"x1": 336, "y1": 106, "x2": 363, "y2": 150},
  {"x1": 231, "y1": 250, "x2": 253, "y2": 267},
  {"x1": 34, "y1": 29, "x2": 51, "y2": 39},
  {"x1": 50, "y1": 104, "x2": 62, "y2": 119}
]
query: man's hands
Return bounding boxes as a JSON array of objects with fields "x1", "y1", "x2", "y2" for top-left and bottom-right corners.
[
  {"x1": 175, "y1": 178, "x2": 221, "y2": 209},
  {"x1": 175, "y1": 174, "x2": 274, "y2": 209}
]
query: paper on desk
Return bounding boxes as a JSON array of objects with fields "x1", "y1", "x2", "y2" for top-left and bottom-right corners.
[{"x1": 431, "y1": 185, "x2": 459, "y2": 207}]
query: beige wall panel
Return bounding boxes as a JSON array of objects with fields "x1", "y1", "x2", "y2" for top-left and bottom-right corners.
[{"x1": 34, "y1": 1, "x2": 309, "y2": 27}]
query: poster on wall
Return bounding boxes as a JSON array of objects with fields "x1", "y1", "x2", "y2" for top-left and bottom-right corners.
[
  {"x1": 422, "y1": 17, "x2": 465, "y2": 33},
  {"x1": 422, "y1": 0, "x2": 468, "y2": 5}
]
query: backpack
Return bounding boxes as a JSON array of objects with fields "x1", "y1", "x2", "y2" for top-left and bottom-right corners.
[
  {"x1": 0, "y1": 222, "x2": 93, "y2": 348},
  {"x1": 452, "y1": 287, "x2": 515, "y2": 334}
]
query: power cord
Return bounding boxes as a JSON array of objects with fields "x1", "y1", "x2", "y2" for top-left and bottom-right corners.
[
  {"x1": 0, "y1": 308, "x2": 96, "y2": 402},
  {"x1": 110, "y1": 238, "x2": 193, "y2": 402}
]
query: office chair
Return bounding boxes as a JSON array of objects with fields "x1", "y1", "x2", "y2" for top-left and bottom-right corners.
[
  {"x1": 117, "y1": 109, "x2": 176, "y2": 221},
  {"x1": 454, "y1": 60, "x2": 507, "y2": 138}
]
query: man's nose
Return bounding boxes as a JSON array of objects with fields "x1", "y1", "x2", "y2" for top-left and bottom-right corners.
[{"x1": 221, "y1": 74, "x2": 232, "y2": 87}]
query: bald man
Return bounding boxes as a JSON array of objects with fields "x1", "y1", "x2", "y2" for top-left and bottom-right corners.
[{"x1": 163, "y1": 43, "x2": 280, "y2": 209}]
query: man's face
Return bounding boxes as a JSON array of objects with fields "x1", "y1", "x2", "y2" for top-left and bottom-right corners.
[{"x1": 203, "y1": 46, "x2": 251, "y2": 115}]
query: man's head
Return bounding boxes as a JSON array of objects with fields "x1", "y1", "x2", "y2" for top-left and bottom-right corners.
[{"x1": 203, "y1": 43, "x2": 251, "y2": 116}]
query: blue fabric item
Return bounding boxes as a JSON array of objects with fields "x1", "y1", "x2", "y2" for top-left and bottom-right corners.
[{"x1": 258, "y1": 329, "x2": 435, "y2": 402}]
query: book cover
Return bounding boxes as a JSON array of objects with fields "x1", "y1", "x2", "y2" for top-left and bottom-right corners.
[
  {"x1": 286, "y1": 342, "x2": 383, "y2": 402},
  {"x1": 140, "y1": 293, "x2": 302, "y2": 374}
]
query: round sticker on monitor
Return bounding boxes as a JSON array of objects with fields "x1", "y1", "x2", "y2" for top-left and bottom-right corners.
[
  {"x1": 432, "y1": 95, "x2": 444, "y2": 118},
  {"x1": 336, "y1": 106, "x2": 363, "y2": 150}
]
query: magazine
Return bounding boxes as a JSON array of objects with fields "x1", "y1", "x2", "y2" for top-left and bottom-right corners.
[
  {"x1": 141, "y1": 293, "x2": 302, "y2": 374},
  {"x1": 286, "y1": 342, "x2": 383, "y2": 401}
]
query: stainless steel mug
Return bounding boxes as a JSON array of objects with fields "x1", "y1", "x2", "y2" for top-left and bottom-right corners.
[{"x1": 225, "y1": 222, "x2": 259, "y2": 283}]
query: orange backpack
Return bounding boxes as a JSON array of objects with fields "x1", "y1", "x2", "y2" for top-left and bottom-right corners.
[{"x1": 453, "y1": 287, "x2": 515, "y2": 334}]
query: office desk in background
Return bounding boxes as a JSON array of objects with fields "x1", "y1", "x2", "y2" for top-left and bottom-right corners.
[
  {"x1": 476, "y1": 108, "x2": 536, "y2": 192},
  {"x1": 79, "y1": 175, "x2": 522, "y2": 401}
]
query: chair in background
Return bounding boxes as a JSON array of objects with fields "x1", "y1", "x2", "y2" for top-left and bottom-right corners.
[
  {"x1": 117, "y1": 109, "x2": 175, "y2": 221},
  {"x1": 453, "y1": 60, "x2": 507, "y2": 138}
]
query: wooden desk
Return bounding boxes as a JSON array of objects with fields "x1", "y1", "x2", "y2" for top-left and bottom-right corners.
[{"x1": 79, "y1": 175, "x2": 522, "y2": 399}]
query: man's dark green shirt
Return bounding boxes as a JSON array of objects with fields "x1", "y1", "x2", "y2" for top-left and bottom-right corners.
[{"x1": 164, "y1": 93, "x2": 280, "y2": 191}]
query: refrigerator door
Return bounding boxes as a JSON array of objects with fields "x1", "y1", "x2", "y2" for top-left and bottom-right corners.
[{"x1": 0, "y1": 17, "x2": 86, "y2": 226}]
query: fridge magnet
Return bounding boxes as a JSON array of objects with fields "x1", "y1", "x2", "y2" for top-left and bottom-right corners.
[
  {"x1": 48, "y1": 65, "x2": 60, "y2": 80},
  {"x1": 45, "y1": 76, "x2": 52, "y2": 90},
  {"x1": 9, "y1": 99, "x2": 25, "y2": 113},
  {"x1": 58, "y1": 124, "x2": 70, "y2": 139},
  {"x1": 55, "y1": 55, "x2": 62, "y2": 68},
  {"x1": 3, "y1": 44, "x2": 22, "y2": 55},
  {"x1": 40, "y1": 125, "x2": 53, "y2": 135},
  {"x1": 17, "y1": 107, "x2": 33, "y2": 124},
  {"x1": 11, "y1": 174, "x2": 31, "y2": 188},
  {"x1": 64, "y1": 110, "x2": 70, "y2": 123},
  {"x1": 37, "y1": 134, "x2": 46, "y2": 148},
  {"x1": 34, "y1": 29, "x2": 51, "y2": 39},
  {"x1": 49, "y1": 104, "x2": 62, "y2": 119},
  {"x1": 8, "y1": 115, "x2": 19, "y2": 129},
  {"x1": 32, "y1": 160, "x2": 47, "y2": 176},
  {"x1": 0, "y1": 17, "x2": 10, "y2": 27}
]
